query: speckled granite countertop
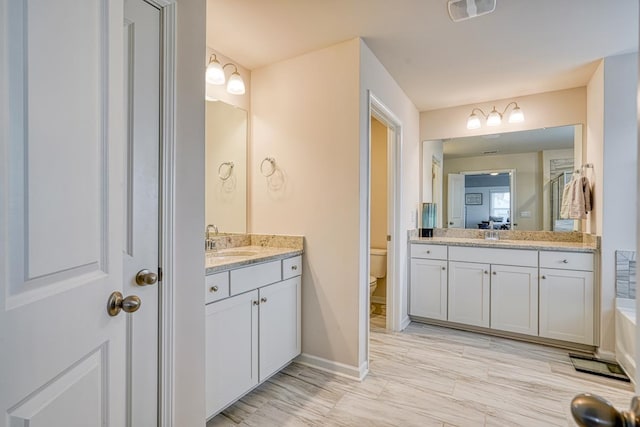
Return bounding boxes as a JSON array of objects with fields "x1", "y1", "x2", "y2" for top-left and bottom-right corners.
[
  {"x1": 205, "y1": 234, "x2": 304, "y2": 274},
  {"x1": 410, "y1": 237, "x2": 598, "y2": 253}
]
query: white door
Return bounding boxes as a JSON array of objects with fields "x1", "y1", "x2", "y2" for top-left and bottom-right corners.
[
  {"x1": 490, "y1": 265, "x2": 538, "y2": 335},
  {"x1": 447, "y1": 173, "x2": 465, "y2": 228},
  {"x1": 258, "y1": 277, "x2": 302, "y2": 382},
  {"x1": 448, "y1": 261, "x2": 490, "y2": 327},
  {"x1": 409, "y1": 258, "x2": 448, "y2": 320},
  {"x1": 0, "y1": 1, "x2": 128, "y2": 426},
  {"x1": 123, "y1": 0, "x2": 161, "y2": 425}
]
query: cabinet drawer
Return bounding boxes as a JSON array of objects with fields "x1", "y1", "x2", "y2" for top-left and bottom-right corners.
[
  {"x1": 539, "y1": 251, "x2": 593, "y2": 271},
  {"x1": 282, "y1": 255, "x2": 302, "y2": 279},
  {"x1": 205, "y1": 271, "x2": 230, "y2": 304},
  {"x1": 410, "y1": 243, "x2": 447, "y2": 260},
  {"x1": 230, "y1": 260, "x2": 282, "y2": 295},
  {"x1": 449, "y1": 246, "x2": 538, "y2": 267}
]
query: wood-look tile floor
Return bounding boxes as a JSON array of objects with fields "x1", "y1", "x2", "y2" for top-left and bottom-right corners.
[{"x1": 207, "y1": 310, "x2": 635, "y2": 426}]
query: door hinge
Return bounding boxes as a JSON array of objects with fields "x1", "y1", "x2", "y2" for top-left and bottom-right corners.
[
  {"x1": 387, "y1": 235, "x2": 391, "y2": 242},
  {"x1": 158, "y1": 267, "x2": 163, "y2": 282}
]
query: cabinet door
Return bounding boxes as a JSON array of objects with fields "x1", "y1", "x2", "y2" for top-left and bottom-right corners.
[
  {"x1": 539, "y1": 268, "x2": 594, "y2": 345},
  {"x1": 259, "y1": 277, "x2": 301, "y2": 382},
  {"x1": 409, "y1": 258, "x2": 448, "y2": 320},
  {"x1": 448, "y1": 261, "x2": 490, "y2": 327},
  {"x1": 206, "y1": 290, "x2": 259, "y2": 418},
  {"x1": 490, "y1": 265, "x2": 538, "y2": 335}
]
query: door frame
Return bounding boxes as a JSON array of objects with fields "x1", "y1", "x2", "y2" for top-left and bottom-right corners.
[
  {"x1": 367, "y1": 92, "x2": 403, "y2": 336},
  {"x1": 142, "y1": 0, "x2": 177, "y2": 425}
]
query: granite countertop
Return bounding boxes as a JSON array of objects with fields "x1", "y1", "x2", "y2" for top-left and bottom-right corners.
[
  {"x1": 206, "y1": 245, "x2": 303, "y2": 274},
  {"x1": 410, "y1": 236, "x2": 598, "y2": 253}
]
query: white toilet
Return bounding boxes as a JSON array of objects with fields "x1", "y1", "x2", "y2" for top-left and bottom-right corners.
[{"x1": 369, "y1": 248, "x2": 387, "y2": 313}]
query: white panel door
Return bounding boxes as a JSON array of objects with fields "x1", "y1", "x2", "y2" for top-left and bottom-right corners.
[
  {"x1": 447, "y1": 173, "x2": 465, "y2": 228},
  {"x1": 490, "y1": 265, "x2": 538, "y2": 336},
  {"x1": 409, "y1": 258, "x2": 448, "y2": 320},
  {"x1": 258, "y1": 277, "x2": 301, "y2": 382},
  {"x1": 205, "y1": 290, "x2": 259, "y2": 418},
  {"x1": 0, "y1": 0, "x2": 127, "y2": 426},
  {"x1": 539, "y1": 268, "x2": 594, "y2": 345},
  {"x1": 123, "y1": 0, "x2": 161, "y2": 425},
  {"x1": 448, "y1": 261, "x2": 490, "y2": 327}
]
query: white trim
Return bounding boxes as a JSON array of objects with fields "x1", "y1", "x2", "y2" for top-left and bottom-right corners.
[
  {"x1": 369, "y1": 93, "x2": 403, "y2": 334},
  {"x1": 400, "y1": 315, "x2": 411, "y2": 331},
  {"x1": 295, "y1": 353, "x2": 368, "y2": 381},
  {"x1": 149, "y1": 1, "x2": 177, "y2": 426},
  {"x1": 595, "y1": 349, "x2": 616, "y2": 361}
]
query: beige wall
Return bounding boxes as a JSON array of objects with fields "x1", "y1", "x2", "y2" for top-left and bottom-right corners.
[
  {"x1": 370, "y1": 117, "x2": 388, "y2": 249},
  {"x1": 175, "y1": 0, "x2": 206, "y2": 424},
  {"x1": 370, "y1": 117, "x2": 388, "y2": 300},
  {"x1": 443, "y1": 152, "x2": 541, "y2": 230},
  {"x1": 250, "y1": 39, "x2": 362, "y2": 371}
]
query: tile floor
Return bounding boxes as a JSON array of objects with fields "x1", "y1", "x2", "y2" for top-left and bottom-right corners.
[{"x1": 207, "y1": 308, "x2": 635, "y2": 426}]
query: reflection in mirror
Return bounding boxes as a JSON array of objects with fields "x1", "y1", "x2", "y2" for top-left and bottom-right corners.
[
  {"x1": 439, "y1": 125, "x2": 581, "y2": 231},
  {"x1": 205, "y1": 100, "x2": 247, "y2": 234}
]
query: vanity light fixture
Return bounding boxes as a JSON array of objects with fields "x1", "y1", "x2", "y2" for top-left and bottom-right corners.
[
  {"x1": 206, "y1": 53, "x2": 246, "y2": 95},
  {"x1": 466, "y1": 102, "x2": 524, "y2": 130}
]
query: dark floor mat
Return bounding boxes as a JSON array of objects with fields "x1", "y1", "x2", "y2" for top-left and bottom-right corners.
[{"x1": 569, "y1": 353, "x2": 630, "y2": 382}]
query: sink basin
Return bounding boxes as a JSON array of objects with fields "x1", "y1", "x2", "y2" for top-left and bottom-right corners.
[{"x1": 210, "y1": 250, "x2": 258, "y2": 257}]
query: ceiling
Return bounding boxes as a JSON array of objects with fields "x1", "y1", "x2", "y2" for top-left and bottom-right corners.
[
  {"x1": 443, "y1": 125, "x2": 576, "y2": 159},
  {"x1": 207, "y1": 0, "x2": 638, "y2": 111}
]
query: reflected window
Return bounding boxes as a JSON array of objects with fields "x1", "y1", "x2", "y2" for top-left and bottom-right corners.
[{"x1": 490, "y1": 191, "x2": 510, "y2": 220}]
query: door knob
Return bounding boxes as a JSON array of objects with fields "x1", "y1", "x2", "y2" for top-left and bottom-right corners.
[
  {"x1": 107, "y1": 291, "x2": 142, "y2": 316},
  {"x1": 135, "y1": 269, "x2": 158, "y2": 286}
]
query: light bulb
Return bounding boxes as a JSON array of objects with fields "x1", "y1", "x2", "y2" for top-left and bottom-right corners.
[
  {"x1": 486, "y1": 107, "x2": 502, "y2": 126},
  {"x1": 206, "y1": 58, "x2": 225, "y2": 85},
  {"x1": 466, "y1": 113, "x2": 481, "y2": 130},
  {"x1": 508, "y1": 106, "x2": 524, "y2": 123},
  {"x1": 226, "y1": 71, "x2": 245, "y2": 95}
]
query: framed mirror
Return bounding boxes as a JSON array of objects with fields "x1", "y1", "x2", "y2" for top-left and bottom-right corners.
[
  {"x1": 205, "y1": 100, "x2": 247, "y2": 233},
  {"x1": 428, "y1": 124, "x2": 582, "y2": 232}
]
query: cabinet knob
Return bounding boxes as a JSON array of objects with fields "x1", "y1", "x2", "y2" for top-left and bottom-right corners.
[
  {"x1": 541, "y1": 275, "x2": 547, "y2": 279},
  {"x1": 441, "y1": 266, "x2": 446, "y2": 271},
  {"x1": 484, "y1": 270, "x2": 489, "y2": 274},
  {"x1": 253, "y1": 300, "x2": 259, "y2": 306},
  {"x1": 291, "y1": 265, "x2": 298, "y2": 270},
  {"x1": 562, "y1": 259, "x2": 569, "y2": 264},
  {"x1": 209, "y1": 286, "x2": 218, "y2": 293},
  {"x1": 492, "y1": 271, "x2": 497, "y2": 275},
  {"x1": 260, "y1": 297, "x2": 268, "y2": 303},
  {"x1": 426, "y1": 250, "x2": 431, "y2": 254}
]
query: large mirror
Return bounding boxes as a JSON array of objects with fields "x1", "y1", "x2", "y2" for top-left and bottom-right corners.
[
  {"x1": 205, "y1": 100, "x2": 247, "y2": 233},
  {"x1": 431, "y1": 124, "x2": 582, "y2": 231}
]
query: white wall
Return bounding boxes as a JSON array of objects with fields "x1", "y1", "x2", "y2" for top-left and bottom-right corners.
[
  {"x1": 586, "y1": 62, "x2": 605, "y2": 237},
  {"x1": 359, "y1": 39, "x2": 420, "y2": 367},
  {"x1": 597, "y1": 53, "x2": 638, "y2": 355},
  {"x1": 175, "y1": 0, "x2": 205, "y2": 424}
]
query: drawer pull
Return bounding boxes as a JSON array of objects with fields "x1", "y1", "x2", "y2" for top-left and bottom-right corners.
[
  {"x1": 291, "y1": 265, "x2": 298, "y2": 270},
  {"x1": 492, "y1": 271, "x2": 497, "y2": 275},
  {"x1": 541, "y1": 275, "x2": 547, "y2": 279},
  {"x1": 260, "y1": 297, "x2": 268, "y2": 303},
  {"x1": 562, "y1": 259, "x2": 569, "y2": 264},
  {"x1": 426, "y1": 250, "x2": 431, "y2": 254},
  {"x1": 209, "y1": 286, "x2": 219, "y2": 293},
  {"x1": 253, "y1": 300, "x2": 259, "y2": 306}
]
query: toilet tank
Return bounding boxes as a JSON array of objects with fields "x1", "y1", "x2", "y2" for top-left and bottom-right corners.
[{"x1": 370, "y1": 248, "x2": 387, "y2": 278}]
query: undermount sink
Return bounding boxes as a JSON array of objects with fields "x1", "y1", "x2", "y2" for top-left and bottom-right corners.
[{"x1": 210, "y1": 250, "x2": 258, "y2": 257}]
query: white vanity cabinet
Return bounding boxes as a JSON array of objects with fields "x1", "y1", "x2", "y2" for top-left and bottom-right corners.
[
  {"x1": 205, "y1": 255, "x2": 302, "y2": 419},
  {"x1": 447, "y1": 261, "x2": 490, "y2": 327},
  {"x1": 489, "y1": 264, "x2": 538, "y2": 335},
  {"x1": 409, "y1": 244, "x2": 448, "y2": 320},
  {"x1": 539, "y1": 251, "x2": 595, "y2": 345}
]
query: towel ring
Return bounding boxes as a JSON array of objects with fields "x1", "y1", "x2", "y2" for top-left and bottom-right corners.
[
  {"x1": 260, "y1": 157, "x2": 276, "y2": 177},
  {"x1": 218, "y1": 161, "x2": 234, "y2": 181}
]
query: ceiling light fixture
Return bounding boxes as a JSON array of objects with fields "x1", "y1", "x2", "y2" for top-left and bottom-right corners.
[
  {"x1": 205, "y1": 54, "x2": 246, "y2": 95},
  {"x1": 466, "y1": 102, "x2": 524, "y2": 130}
]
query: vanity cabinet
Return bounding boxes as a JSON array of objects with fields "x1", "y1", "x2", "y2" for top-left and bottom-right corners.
[
  {"x1": 409, "y1": 244, "x2": 448, "y2": 320},
  {"x1": 205, "y1": 255, "x2": 302, "y2": 419},
  {"x1": 490, "y1": 265, "x2": 538, "y2": 335},
  {"x1": 447, "y1": 261, "x2": 490, "y2": 327},
  {"x1": 539, "y1": 251, "x2": 595, "y2": 345}
]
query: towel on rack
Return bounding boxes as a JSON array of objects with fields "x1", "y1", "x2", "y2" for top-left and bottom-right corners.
[{"x1": 562, "y1": 176, "x2": 592, "y2": 219}]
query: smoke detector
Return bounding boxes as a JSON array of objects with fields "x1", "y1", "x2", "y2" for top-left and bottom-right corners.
[{"x1": 447, "y1": 0, "x2": 496, "y2": 22}]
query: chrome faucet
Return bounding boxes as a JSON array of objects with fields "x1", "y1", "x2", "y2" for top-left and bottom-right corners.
[{"x1": 205, "y1": 224, "x2": 219, "y2": 250}]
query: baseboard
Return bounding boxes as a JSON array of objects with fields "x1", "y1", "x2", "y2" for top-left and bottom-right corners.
[
  {"x1": 400, "y1": 315, "x2": 411, "y2": 331},
  {"x1": 596, "y1": 349, "x2": 616, "y2": 361},
  {"x1": 295, "y1": 353, "x2": 368, "y2": 381}
]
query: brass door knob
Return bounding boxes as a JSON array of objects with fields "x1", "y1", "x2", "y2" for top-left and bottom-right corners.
[
  {"x1": 107, "y1": 291, "x2": 142, "y2": 316},
  {"x1": 135, "y1": 269, "x2": 158, "y2": 286}
]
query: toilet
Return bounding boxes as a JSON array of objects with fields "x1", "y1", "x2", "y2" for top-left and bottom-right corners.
[{"x1": 369, "y1": 248, "x2": 387, "y2": 313}]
